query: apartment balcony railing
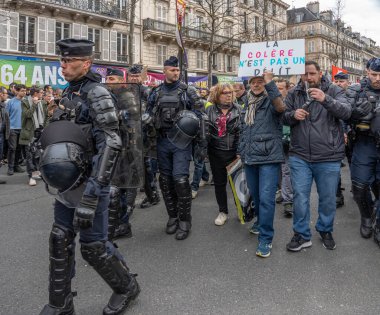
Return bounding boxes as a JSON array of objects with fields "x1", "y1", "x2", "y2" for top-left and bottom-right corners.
[
  {"x1": 19, "y1": 42, "x2": 36, "y2": 54},
  {"x1": 117, "y1": 54, "x2": 128, "y2": 63},
  {"x1": 18, "y1": 0, "x2": 129, "y2": 20},
  {"x1": 143, "y1": 18, "x2": 243, "y2": 49},
  {"x1": 345, "y1": 66, "x2": 364, "y2": 76}
]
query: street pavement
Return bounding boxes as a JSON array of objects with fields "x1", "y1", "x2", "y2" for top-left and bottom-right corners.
[{"x1": 0, "y1": 163, "x2": 380, "y2": 315}]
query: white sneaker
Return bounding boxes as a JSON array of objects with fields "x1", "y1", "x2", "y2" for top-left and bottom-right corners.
[
  {"x1": 199, "y1": 179, "x2": 209, "y2": 187},
  {"x1": 32, "y1": 171, "x2": 41, "y2": 180},
  {"x1": 29, "y1": 178, "x2": 37, "y2": 186},
  {"x1": 192, "y1": 190, "x2": 198, "y2": 199},
  {"x1": 214, "y1": 212, "x2": 228, "y2": 226}
]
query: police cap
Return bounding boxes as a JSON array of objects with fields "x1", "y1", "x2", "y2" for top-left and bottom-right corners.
[
  {"x1": 128, "y1": 64, "x2": 143, "y2": 74},
  {"x1": 334, "y1": 72, "x2": 349, "y2": 80},
  {"x1": 106, "y1": 68, "x2": 124, "y2": 77},
  {"x1": 164, "y1": 56, "x2": 179, "y2": 67},
  {"x1": 56, "y1": 38, "x2": 94, "y2": 57}
]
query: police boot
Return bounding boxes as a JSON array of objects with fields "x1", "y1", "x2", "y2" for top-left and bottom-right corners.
[
  {"x1": 108, "y1": 186, "x2": 121, "y2": 241},
  {"x1": 174, "y1": 176, "x2": 192, "y2": 240},
  {"x1": 140, "y1": 190, "x2": 160, "y2": 209},
  {"x1": 374, "y1": 219, "x2": 380, "y2": 248},
  {"x1": 159, "y1": 175, "x2": 178, "y2": 234},
  {"x1": 352, "y1": 181, "x2": 374, "y2": 238},
  {"x1": 39, "y1": 225, "x2": 76, "y2": 315},
  {"x1": 80, "y1": 242, "x2": 140, "y2": 315},
  {"x1": 114, "y1": 222, "x2": 132, "y2": 239}
]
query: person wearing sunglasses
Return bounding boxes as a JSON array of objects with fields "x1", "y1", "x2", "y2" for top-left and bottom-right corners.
[
  {"x1": 205, "y1": 83, "x2": 241, "y2": 226},
  {"x1": 38, "y1": 39, "x2": 139, "y2": 315}
]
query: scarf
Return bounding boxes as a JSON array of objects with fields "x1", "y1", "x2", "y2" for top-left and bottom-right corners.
[
  {"x1": 28, "y1": 96, "x2": 45, "y2": 130},
  {"x1": 244, "y1": 91, "x2": 267, "y2": 126},
  {"x1": 216, "y1": 105, "x2": 232, "y2": 137}
]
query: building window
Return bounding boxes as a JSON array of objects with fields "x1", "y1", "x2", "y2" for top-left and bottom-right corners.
[
  {"x1": 56, "y1": 22, "x2": 70, "y2": 42},
  {"x1": 117, "y1": 33, "x2": 128, "y2": 61},
  {"x1": 19, "y1": 15, "x2": 36, "y2": 53},
  {"x1": 195, "y1": 15, "x2": 204, "y2": 30},
  {"x1": 196, "y1": 51, "x2": 204, "y2": 69},
  {"x1": 272, "y1": 4, "x2": 277, "y2": 16},
  {"x1": 88, "y1": 28, "x2": 101, "y2": 59},
  {"x1": 226, "y1": 55, "x2": 232, "y2": 72},
  {"x1": 88, "y1": 0, "x2": 101, "y2": 11},
  {"x1": 308, "y1": 41, "x2": 315, "y2": 53},
  {"x1": 254, "y1": 16, "x2": 259, "y2": 34},
  {"x1": 156, "y1": 3, "x2": 168, "y2": 22},
  {"x1": 157, "y1": 44, "x2": 167, "y2": 66},
  {"x1": 225, "y1": 21, "x2": 233, "y2": 38},
  {"x1": 296, "y1": 14, "x2": 302, "y2": 23}
]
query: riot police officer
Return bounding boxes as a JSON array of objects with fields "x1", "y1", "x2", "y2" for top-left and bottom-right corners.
[
  {"x1": 349, "y1": 57, "x2": 380, "y2": 247},
  {"x1": 146, "y1": 56, "x2": 202, "y2": 240},
  {"x1": 126, "y1": 65, "x2": 161, "y2": 209},
  {"x1": 105, "y1": 67, "x2": 138, "y2": 240},
  {"x1": 38, "y1": 39, "x2": 139, "y2": 315}
]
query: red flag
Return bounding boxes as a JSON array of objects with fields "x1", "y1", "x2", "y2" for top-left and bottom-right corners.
[{"x1": 332, "y1": 65, "x2": 348, "y2": 79}]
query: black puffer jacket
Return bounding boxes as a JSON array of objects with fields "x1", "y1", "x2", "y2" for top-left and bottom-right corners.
[
  {"x1": 206, "y1": 103, "x2": 241, "y2": 151},
  {"x1": 283, "y1": 76, "x2": 352, "y2": 162}
]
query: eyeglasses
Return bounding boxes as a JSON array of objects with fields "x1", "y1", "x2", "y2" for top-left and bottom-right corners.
[
  {"x1": 60, "y1": 57, "x2": 89, "y2": 64},
  {"x1": 221, "y1": 91, "x2": 233, "y2": 95}
]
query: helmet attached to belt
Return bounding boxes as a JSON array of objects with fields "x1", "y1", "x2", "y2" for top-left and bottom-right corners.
[
  {"x1": 167, "y1": 110, "x2": 200, "y2": 149},
  {"x1": 39, "y1": 120, "x2": 88, "y2": 193}
]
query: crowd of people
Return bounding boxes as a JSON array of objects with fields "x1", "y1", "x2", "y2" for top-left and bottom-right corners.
[
  {"x1": 0, "y1": 84, "x2": 60, "y2": 185},
  {"x1": 2, "y1": 37, "x2": 380, "y2": 314}
]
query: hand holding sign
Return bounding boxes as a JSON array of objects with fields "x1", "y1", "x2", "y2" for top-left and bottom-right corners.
[{"x1": 263, "y1": 70, "x2": 274, "y2": 84}]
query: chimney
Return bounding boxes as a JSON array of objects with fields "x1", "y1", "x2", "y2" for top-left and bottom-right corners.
[{"x1": 306, "y1": 1, "x2": 320, "y2": 16}]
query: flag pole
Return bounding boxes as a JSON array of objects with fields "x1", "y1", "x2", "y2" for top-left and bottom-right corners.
[{"x1": 176, "y1": 0, "x2": 188, "y2": 84}]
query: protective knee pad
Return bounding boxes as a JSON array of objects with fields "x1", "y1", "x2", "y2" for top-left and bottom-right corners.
[
  {"x1": 352, "y1": 181, "x2": 373, "y2": 219},
  {"x1": 108, "y1": 186, "x2": 121, "y2": 240},
  {"x1": 49, "y1": 224, "x2": 75, "y2": 307},
  {"x1": 174, "y1": 176, "x2": 192, "y2": 222},
  {"x1": 159, "y1": 174, "x2": 178, "y2": 218},
  {"x1": 80, "y1": 241, "x2": 131, "y2": 294}
]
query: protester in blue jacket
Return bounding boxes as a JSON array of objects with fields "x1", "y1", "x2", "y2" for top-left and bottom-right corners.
[{"x1": 238, "y1": 71, "x2": 285, "y2": 258}]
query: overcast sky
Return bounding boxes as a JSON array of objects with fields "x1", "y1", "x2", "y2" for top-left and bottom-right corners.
[{"x1": 285, "y1": 0, "x2": 380, "y2": 46}]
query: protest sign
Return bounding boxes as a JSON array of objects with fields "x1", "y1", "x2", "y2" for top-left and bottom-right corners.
[
  {"x1": 238, "y1": 39, "x2": 305, "y2": 77},
  {"x1": 0, "y1": 59, "x2": 112, "y2": 89}
]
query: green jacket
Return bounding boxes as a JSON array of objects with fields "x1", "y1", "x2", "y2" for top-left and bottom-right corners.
[{"x1": 19, "y1": 97, "x2": 47, "y2": 145}]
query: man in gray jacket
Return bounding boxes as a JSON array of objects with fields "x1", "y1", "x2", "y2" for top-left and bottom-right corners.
[{"x1": 283, "y1": 61, "x2": 351, "y2": 251}]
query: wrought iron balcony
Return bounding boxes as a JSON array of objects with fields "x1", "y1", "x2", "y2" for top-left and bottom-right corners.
[
  {"x1": 15, "y1": 0, "x2": 128, "y2": 20},
  {"x1": 143, "y1": 19, "x2": 243, "y2": 49},
  {"x1": 19, "y1": 42, "x2": 36, "y2": 54},
  {"x1": 345, "y1": 66, "x2": 364, "y2": 76}
]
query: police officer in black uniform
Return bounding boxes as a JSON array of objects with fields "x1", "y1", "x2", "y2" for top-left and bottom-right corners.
[
  {"x1": 349, "y1": 57, "x2": 380, "y2": 247},
  {"x1": 38, "y1": 39, "x2": 139, "y2": 315},
  {"x1": 146, "y1": 56, "x2": 202, "y2": 240},
  {"x1": 105, "y1": 67, "x2": 135, "y2": 240},
  {"x1": 127, "y1": 65, "x2": 161, "y2": 209}
]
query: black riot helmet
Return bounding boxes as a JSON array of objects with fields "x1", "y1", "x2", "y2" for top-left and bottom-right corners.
[
  {"x1": 167, "y1": 110, "x2": 200, "y2": 149},
  {"x1": 39, "y1": 120, "x2": 88, "y2": 193}
]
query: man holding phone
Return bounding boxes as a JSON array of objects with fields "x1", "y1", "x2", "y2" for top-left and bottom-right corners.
[{"x1": 283, "y1": 61, "x2": 352, "y2": 251}]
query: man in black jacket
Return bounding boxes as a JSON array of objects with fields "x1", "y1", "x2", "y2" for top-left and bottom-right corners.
[{"x1": 283, "y1": 61, "x2": 351, "y2": 252}]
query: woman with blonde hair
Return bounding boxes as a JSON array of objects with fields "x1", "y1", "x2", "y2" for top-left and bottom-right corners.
[{"x1": 205, "y1": 83, "x2": 241, "y2": 226}]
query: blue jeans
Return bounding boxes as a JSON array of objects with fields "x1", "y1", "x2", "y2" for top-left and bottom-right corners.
[
  {"x1": 245, "y1": 163, "x2": 280, "y2": 243},
  {"x1": 289, "y1": 156, "x2": 341, "y2": 240},
  {"x1": 191, "y1": 158, "x2": 209, "y2": 191}
]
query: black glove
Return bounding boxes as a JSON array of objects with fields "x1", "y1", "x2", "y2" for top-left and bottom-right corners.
[
  {"x1": 194, "y1": 139, "x2": 208, "y2": 161},
  {"x1": 351, "y1": 100, "x2": 372, "y2": 120},
  {"x1": 73, "y1": 196, "x2": 98, "y2": 230}
]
